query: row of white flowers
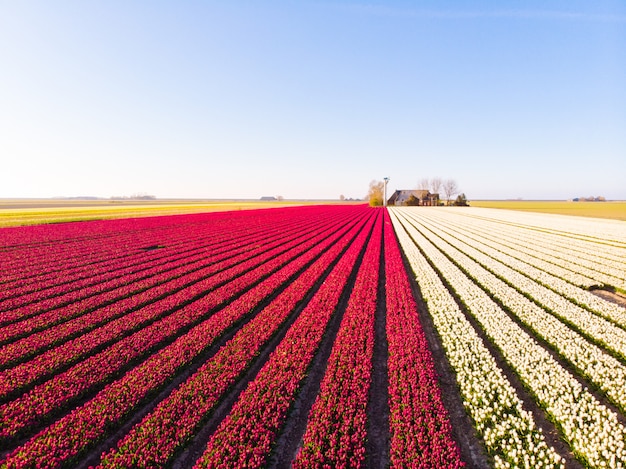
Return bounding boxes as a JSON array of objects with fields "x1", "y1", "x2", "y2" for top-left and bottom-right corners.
[
  {"x1": 464, "y1": 213, "x2": 625, "y2": 269},
  {"x1": 421, "y1": 208, "x2": 626, "y2": 290},
  {"x1": 391, "y1": 208, "x2": 626, "y2": 468},
  {"x1": 447, "y1": 207, "x2": 626, "y2": 260},
  {"x1": 416, "y1": 209, "x2": 598, "y2": 288},
  {"x1": 463, "y1": 208, "x2": 626, "y2": 282},
  {"x1": 388, "y1": 210, "x2": 563, "y2": 469},
  {"x1": 405, "y1": 211, "x2": 626, "y2": 348},
  {"x1": 449, "y1": 206, "x2": 626, "y2": 247},
  {"x1": 401, "y1": 209, "x2": 626, "y2": 413},
  {"x1": 414, "y1": 210, "x2": 626, "y2": 328}
]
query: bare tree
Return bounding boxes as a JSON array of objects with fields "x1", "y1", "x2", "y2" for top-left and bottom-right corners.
[
  {"x1": 417, "y1": 178, "x2": 430, "y2": 190},
  {"x1": 366, "y1": 180, "x2": 385, "y2": 206},
  {"x1": 430, "y1": 177, "x2": 443, "y2": 196},
  {"x1": 443, "y1": 179, "x2": 459, "y2": 205}
]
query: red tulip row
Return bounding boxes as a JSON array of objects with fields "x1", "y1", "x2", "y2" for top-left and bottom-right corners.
[
  {"x1": 292, "y1": 210, "x2": 382, "y2": 468},
  {"x1": 1, "y1": 246, "x2": 148, "y2": 298},
  {"x1": 93, "y1": 212, "x2": 371, "y2": 468},
  {"x1": 0, "y1": 209, "x2": 318, "y2": 294},
  {"x1": 0, "y1": 209, "x2": 247, "y2": 268},
  {"x1": 1, "y1": 238, "x2": 252, "y2": 339},
  {"x1": 0, "y1": 218, "x2": 343, "y2": 403},
  {"x1": 0, "y1": 211, "x2": 359, "y2": 438},
  {"x1": 0, "y1": 207, "x2": 321, "y2": 304},
  {"x1": 1, "y1": 208, "x2": 371, "y2": 468},
  {"x1": 0, "y1": 224, "x2": 139, "y2": 273},
  {"x1": 0, "y1": 209, "x2": 178, "y2": 255},
  {"x1": 0, "y1": 208, "x2": 323, "y2": 325},
  {"x1": 0, "y1": 222, "x2": 197, "y2": 299},
  {"x1": 382, "y1": 210, "x2": 465, "y2": 467},
  {"x1": 0, "y1": 213, "x2": 212, "y2": 282},
  {"x1": 0, "y1": 233, "x2": 223, "y2": 309},
  {"x1": 0, "y1": 211, "x2": 334, "y2": 367},
  {"x1": 193, "y1": 211, "x2": 379, "y2": 468}
]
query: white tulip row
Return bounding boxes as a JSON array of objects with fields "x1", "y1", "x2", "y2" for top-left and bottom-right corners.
[
  {"x1": 404, "y1": 210, "x2": 626, "y2": 352},
  {"x1": 420, "y1": 208, "x2": 626, "y2": 290},
  {"x1": 458, "y1": 208, "x2": 626, "y2": 279},
  {"x1": 414, "y1": 210, "x2": 599, "y2": 288},
  {"x1": 400, "y1": 210, "x2": 626, "y2": 414},
  {"x1": 450, "y1": 206, "x2": 626, "y2": 248},
  {"x1": 388, "y1": 210, "x2": 563, "y2": 469},
  {"x1": 444, "y1": 207, "x2": 626, "y2": 261},
  {"x1": 391, "y1": 208, "x2": 626, "y2": 468},
  {"x1": 460, "y1": 213, "x2": 625, "y2": 268},
  {"x1": 412, "y1": 211, "x2": 626, "y2": 328},
  {"x1": 438, "y1": 207, "x2": 626, "y2": 264}
]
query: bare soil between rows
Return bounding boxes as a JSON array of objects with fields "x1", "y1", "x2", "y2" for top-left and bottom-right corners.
[{"x1": 592, "y1": 289, "x2": 626, "y2": 309}]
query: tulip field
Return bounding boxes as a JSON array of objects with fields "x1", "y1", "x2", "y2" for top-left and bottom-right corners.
[{"x1": 0, "y1": 205, "x2": 625, "y2": 468}]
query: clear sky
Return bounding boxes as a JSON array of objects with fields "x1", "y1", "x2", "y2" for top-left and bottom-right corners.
[{"x1": 1, "y1": 1, "x2": 625, "y2": 200}]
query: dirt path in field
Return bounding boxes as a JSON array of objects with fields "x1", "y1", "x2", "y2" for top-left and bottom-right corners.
[
  {"x1": 402, "y1": 257, "x2": 491, "y2": 469},
  {"x1": 366, "y1": 240, "x2": 390, "y2": 469},
  {"x1": 592, "y1": 289, "x2": 626, "y2": 309},
  {"x1": 268, "y1": 220, "x2": 380, "y2": 468},
  {"x1": 267, "y1": 252, "x2": 365, "y2": 468}
]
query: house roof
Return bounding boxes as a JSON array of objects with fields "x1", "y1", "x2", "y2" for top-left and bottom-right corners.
[{"x1": 387, "y1": 189, "x2": 439, "y2": 205}]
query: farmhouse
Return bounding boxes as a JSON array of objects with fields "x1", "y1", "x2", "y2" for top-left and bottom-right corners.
[{"x1": 387, "y1": 190, "x2": 440, "y2": 206}]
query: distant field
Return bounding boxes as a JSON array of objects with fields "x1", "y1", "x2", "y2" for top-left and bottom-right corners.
[
  {"x1": 0, "y1": 199, "x2": 342, "y2": 227},
  {"x1": 2, "y1": 199, "x2": 623, "y2": 227},
  {"x1": 470, "y1": 200, "x2": 626, "y2": 221}
]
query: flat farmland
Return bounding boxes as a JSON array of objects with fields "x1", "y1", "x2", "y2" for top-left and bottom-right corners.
[
  {"x1": 1, "y1": 205, "x2": 625, "y2": 468},
  {"x1": 470, "y1": 200, "x2": 626, "y2": 221},
  {"x1": 391, "y1": 207, "x2": 626, "y2": 468},
  {"x1": 0, "y1": 199, "x2": 348, "y2": 228}
]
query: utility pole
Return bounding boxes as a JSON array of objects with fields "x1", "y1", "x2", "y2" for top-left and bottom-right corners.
[{"x1": 383, "y1": 177, "x2": 390, "y2": 207}]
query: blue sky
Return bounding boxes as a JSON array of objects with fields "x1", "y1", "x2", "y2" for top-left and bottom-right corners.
[{"x1": 1, "y1": 1, "x2": 625, "y2": 200}]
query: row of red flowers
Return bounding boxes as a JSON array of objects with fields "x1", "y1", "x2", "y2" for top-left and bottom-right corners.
[
  {"x1": 94, "y1": 212, "x2": 369, "y2": 468},
  {"x1": 193, "y1": 211, "x2": 378, "y2": 468},
  {"x1": 0, "y1": 206, "x2": 370, "y2": 467},
  {"x1": 0, "y1": 209, "x2": 354, "y2": 443},
  {"x1": 292, "y1": 210, "x2": 382, "y2": 467},
  {"x1": 0, "y1": 208, "x2": 326, "y2": 328},
  {"x1": 382, "y1": 210, "x2": 465, "y2": 467},
  {"x1": 0, "y1": 222, "x2": 205, "y2": 307},
  {"x1": 0, "y1": 209, "x2": 271, "y2": 280},
  {"x1": 0, "y1": 209, "x2": 337, "y2": 372},
  {"x1": 0, "y1": 212, "x2": 243, "y2": 304}
]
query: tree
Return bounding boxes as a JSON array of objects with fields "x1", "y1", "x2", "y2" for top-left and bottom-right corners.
[
  {"x1": 443, "y1": 179, "x2": 459, "y2": 205},
  {"x1": 339, "y1": 194, "x2": 346, "y2": 201},
  {"x1": 430, "y1": 177, "x2": 443, "y2": 196},
  {"x1": 366, "y1": 180, "x2": 385, "y2": 206},
  {"x1": 454, "y1": 193, "x2": 469, "y2": 206},
  {"x1": 417, "y1": 178, "x2": 430, "y2": 190}
]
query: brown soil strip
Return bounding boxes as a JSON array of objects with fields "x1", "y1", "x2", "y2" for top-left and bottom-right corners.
[
  {"x1": 267, "y1": 222, "x2": 376, "y2": 468},
  {"x1": 397, "y1": 242, "x2": 490, "y2": 469},
  {"x1": 365, "y1": 232, "x2": 390, "y2": 469},
  {"x1": 592, "y1": 289, "x2": 626, "y2": 309}
]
